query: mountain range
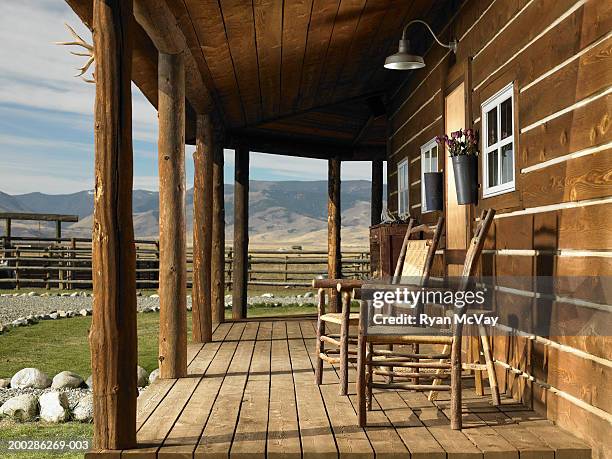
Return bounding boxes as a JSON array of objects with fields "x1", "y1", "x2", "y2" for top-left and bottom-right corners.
[{"x1": 0, "y1": 181, "x2": 384, "y2": 248}]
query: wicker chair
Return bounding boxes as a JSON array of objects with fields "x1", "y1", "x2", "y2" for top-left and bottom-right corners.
[{"x1": 355, "y1": 209, "x2": 498, "y2": 430}]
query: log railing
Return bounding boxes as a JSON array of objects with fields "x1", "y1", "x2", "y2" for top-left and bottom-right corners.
[{"x1": 0, "y1": 236, "x2": 369, "y2": 289}]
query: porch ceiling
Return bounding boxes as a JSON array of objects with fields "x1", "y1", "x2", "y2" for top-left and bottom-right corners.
[{"x1": 66, "y1": 0, "x2": 456, "y2": 156}]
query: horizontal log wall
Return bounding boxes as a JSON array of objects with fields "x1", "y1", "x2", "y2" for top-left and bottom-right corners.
[{"x1": 386, "y1": 0, "x2": 611, "y2": 457}]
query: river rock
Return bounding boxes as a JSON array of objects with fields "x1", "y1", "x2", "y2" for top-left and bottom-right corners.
[
  {"x1": 52, "y1": 371, "x2": 84, "y2": 389},
  {"x1": 0, "y1": 378, "x2": 10, "y2": 388},
  {"x1": 72, "y1": 394, "x2": 93, "y2": 422},
  {"x1": 39, "y1": 392, "x2": 69, "y2": 423},
  {"x1": 11, "y1": 368, "x2": 52, "y2": 389},
  {"x1": 148, "y1": 368, "x2": 160, "y2": 385},
  {"x1": 136, "y1": 366, "x2": 149, "y2": 387},
  {"x1": 85, "y1": 374, "x2": 93, "y2": 389},
  {"x1": 0, "y1": 394, "x2": 39, "y2": 421}
]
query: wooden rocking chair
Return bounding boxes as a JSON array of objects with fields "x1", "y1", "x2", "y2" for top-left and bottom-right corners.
[
  {"x1": 356, "y1": 209, "x2": 498, "y2": 430},
  {"x1": 313, "y1": 216, "x2": 444, "y2": 395}
]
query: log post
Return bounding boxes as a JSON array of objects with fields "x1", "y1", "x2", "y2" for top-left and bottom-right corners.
[
  {"x1": 158, "y1": 51, "x2": 187, "y2": 379},
  {"x1": 371, "y1": 159, "x2": 383, "y2": 226},
  {"x1": 327, "y1": 158, "x2": 341, "y2": 313},
  {"x1": 192, "y1": 114, "x2": 214, "y2": 343},
  {"x1": 5, "y1": 218, "x2": 11, "y2": 248},
  {"x1": 55, "y1": 221, "x2": 62, "y2": 241},
  {"x1": 211, "y1": 141, "x2": 225, "y2": 323},
  {"x1": 89, "y1": 0, "x2": 138, "y2": 450},
  {"x1": 232, "y1": 146, "x2": 249, "y2": 319}
]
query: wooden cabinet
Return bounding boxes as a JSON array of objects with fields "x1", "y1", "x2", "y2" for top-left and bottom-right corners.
[{"x1": 369, "y1": 223, "x2": 410, "y2": 279}]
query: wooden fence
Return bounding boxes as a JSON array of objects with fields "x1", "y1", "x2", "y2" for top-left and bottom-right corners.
[{"x1": 0, "y1": 236, "x2": 370, "y2": 289}]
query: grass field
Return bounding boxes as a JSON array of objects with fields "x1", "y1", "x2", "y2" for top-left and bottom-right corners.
[{"x1": 0, "y1": 302, "x2": 319, "y2": 458}]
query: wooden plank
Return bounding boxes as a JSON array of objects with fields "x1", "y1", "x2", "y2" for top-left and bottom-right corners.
[
  {"x1": 128, "y1": 377, "x2": 200, "y2": 458},
  {"x1": 159, "y1": 337, "x2": 241, "y2": 458},
  {"x1": 136, "y1": 379, "x2": 177, "y2": 431},
  {"x1": 557, "y1": 203, "x2": 612, "y2": 250},
  {"x1": 183, "y1": 0, "x2": 244, "y2": 126},
  {"x1": 374, "y1": 390, "x2": 446, "y2": 458},
  {"x1": 520, "y1": 93, "x2": 611, "y2": 169},
  {"x1": 288, "y1": 331, "x2": 338, "y2": 458},
  {"x1": 520, "y1": 36, "x2": 612, "y2": 128},
  {"x1": 506, "y1": 417, "x2": 591, "y2": 459},
  {"x1": 298, "y1": 0, "x2": 341, "y2": 110},
  {"x1": 225, "y1": 322, "x2": 248, "y2": 341},
  {"x1": 230, "y1": 338, "x2": 271, "y2": 458},
  {"x1": 241, "y1": 321, "x2": 260, "y2": 341},
  {"x1": 400, "y1": 391, "x2": 482, "y2": 459},
  {"x1": 219, "y1": 0, "x2": 262, "y2": 124},
  {"x1": 195, "y1": 333, "x2": 257, "y2": 457},
  {"x1": 472, "y1": 0, "x2": 576, "y2": 88},
  {"x1": 475, "y1": 410, "x2": 554, "y2": 459},
  {"x1": 0, "y1": 212, "x2": 78, "y2": 222},
  {"x1": 315, "y1": 0, "x2": 367, "y2": 106},
  {"x1": 279, "y1": 0, "x2": 314, "y2": 115},
  {"x1": 256, "y1": 320, "x2": 274, "y2": 340},
  {"x1": 254, "y1": 0, "x2": 283, "y2": 119},
  {"x1": 521, "y1": 149, "x2": 612, "y2": 207},
  {"x1": 267, "y1": 325, "x2": 301, "y2": 458},
  {"x1": 333, "y1": 0, "x2": 389, "y2": 100}
]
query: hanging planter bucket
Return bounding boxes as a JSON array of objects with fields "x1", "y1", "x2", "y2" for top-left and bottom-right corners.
[
  {"x1": 423, "y1": 172, "x2": 443, "y2": 211},
  {"x1": 451, "y1": 155, "x2": 478, "y2": 205}
]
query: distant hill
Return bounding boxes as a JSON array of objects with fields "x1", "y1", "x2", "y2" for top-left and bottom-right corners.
[{"x1": 0, "y1": 181, "x2": 385, "y2": 248}]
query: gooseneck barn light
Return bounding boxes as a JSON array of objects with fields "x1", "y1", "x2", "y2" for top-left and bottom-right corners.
[{"x1": 384, "y1": 19, "x2": 458, "y2": 70}]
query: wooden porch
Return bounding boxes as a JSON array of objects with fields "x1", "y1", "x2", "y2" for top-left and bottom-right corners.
[{"x1": 88, "y1": 319, "x2": 591, "y2": 458}]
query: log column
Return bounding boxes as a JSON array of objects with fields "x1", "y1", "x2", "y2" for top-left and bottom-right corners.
[
  {"x1": 328, "y1": 158, "x2": 341, "y2": 313},
  {"x1": 371, "y1": 159, "x2": 383, "y2": 226},
  {"x1": 89, "y1": 0, "x2": 137, "y2": 450},
  {"x1": 211, "y1": 140, "x2": 226, "y2": 323},
  {"x1": 158, "y1": 51, "x2": 187, "y2": 379},
  {"x1": 192, "y1": 114, "x2": 214, "y2": 343},
  {"x1": 232, "y1": 146, "x2": 249, "y2": 319}
]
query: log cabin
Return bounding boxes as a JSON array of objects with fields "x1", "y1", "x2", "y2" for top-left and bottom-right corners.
[{"x1": 61, "y1": 0, "x2": 610, "y2": 457}]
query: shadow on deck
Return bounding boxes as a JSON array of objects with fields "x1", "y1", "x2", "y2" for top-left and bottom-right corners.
[{"x1": 87, "y1": 319, "x2": 591, "y2": 458}]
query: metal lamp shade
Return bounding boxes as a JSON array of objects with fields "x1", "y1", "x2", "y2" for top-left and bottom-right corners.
[{"x1": 384, "y1": 39, "x2": 425, "y2": 70}]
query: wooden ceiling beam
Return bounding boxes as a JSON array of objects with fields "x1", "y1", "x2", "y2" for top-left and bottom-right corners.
[
  {"x1": 225, "y1": 132, "x2": 386, "y2": 161},
  {"x1": 133, "y1": 0, "x2": 215, "y2": 115}
]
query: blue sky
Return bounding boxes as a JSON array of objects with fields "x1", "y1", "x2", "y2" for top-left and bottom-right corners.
[{"x1": 0, "y1": 1, "x2": 383, "y2": 195}]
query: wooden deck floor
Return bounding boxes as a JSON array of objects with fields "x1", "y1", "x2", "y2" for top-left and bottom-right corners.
[{"x1": 89, "y1": 319, "x2": 591, "y2": 458}]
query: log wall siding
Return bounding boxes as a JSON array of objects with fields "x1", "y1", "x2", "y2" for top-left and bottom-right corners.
[{"x1": 385, "y1": 0, "x2": 612, "y2": 457}]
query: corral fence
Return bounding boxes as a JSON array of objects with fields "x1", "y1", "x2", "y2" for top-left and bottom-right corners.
[{"x1": 0, "y1": 236, "x2": 370, "y2": 289}]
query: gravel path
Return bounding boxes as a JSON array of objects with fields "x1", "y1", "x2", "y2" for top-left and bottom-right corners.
[{"x1": 0, "y1": 292, "x2": 316, "y2": 324}]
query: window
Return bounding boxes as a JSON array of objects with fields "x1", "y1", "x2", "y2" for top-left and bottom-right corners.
[
  {"x1": 481, "y1": 83, "x2": 515, "y2": 197},
  {"x1": 397, "y1": 159, "x2": 409, "y2": 217},
  {"x1": 420, "y1": 139, "x2": 439, "y2": 212}
]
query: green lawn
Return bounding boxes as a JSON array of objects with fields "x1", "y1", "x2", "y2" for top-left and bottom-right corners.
[
  {"x1": 0, "y1": 420, "x2": 92, "y2": 459},
  {"x1": 0, "y1": 304, "x2": 317, "y2": 381}
]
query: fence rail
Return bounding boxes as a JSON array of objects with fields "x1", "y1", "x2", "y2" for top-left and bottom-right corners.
[{"x1": 0, "y1": 236, "x2": 370, "y2": 289}]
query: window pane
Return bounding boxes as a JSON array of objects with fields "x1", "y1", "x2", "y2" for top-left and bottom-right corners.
[
  {"x1": 500, "y1": 97, "x2": 512, "y2": 140},
  {"x1": 488, "y1": 150, "x2": 499, "y2": 187},
  {"x1": 487, "y1": 107, "x2": 498, "y2": 146},
  {"x1": 501, "y1": 143, "x2": 514, "y2": 184},
  {"x1": 430, "y1": 146, "x2": 438, "y2": 172}
]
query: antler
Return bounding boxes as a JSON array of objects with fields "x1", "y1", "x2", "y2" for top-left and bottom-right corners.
[{"x1": 55, "y1": 23, "x2": 95, "y2": 83}]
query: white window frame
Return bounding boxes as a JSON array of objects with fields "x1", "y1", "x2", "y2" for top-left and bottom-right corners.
[
  {"x1": 420, "y1": 138, "x2": 439, "y2": 213},
  {"x1": 481, "y1": 82, "x2": 516, "y2": 198},
  {"x1": 397, "y1": 159, "x2": 409, "y2": 217}
]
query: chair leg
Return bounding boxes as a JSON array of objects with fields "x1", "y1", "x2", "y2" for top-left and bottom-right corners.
[
  {"x1": 357, "y1": 326, "x2": 367, "y2": 427},
  {"x1": 366, "y1": 342, "x2": 373, "y2": 411},
  {"x1": 315, "y1": 318, "x2": 325, "y2": 385},
  {"x1": 471, "y1": 333, "x2": 484, "y2": 396},
  {"x1": 386, "y1": 344, "x2": 394, "y2": 383},
  {"x1": 450, "y1": 337, "x2": 462, "y2": 430},
  {"x1": 339, "y1": 291, "x2": 350, "y2": 396},
  {"x1": 478, "y1": 324, "x2": 500, "y2": 405},
  {"x1": 428, "y1": 343, "x2": 450, "y2": 401}
]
